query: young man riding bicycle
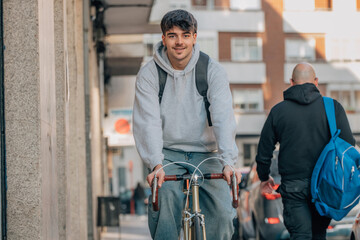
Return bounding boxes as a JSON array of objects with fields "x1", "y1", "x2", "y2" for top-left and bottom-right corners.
[{"x1": 133, "y1": 9, "x2": 242, "y2": 240}]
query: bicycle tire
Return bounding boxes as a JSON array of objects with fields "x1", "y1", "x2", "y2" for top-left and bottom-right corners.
[{"x1": 193, "y1": 215, "x2": 203, "y2": 240}]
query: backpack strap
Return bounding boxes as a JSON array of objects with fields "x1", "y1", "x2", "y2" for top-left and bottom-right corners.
[
  {"x1": 195, "y1": 52, "x2": 212, "y2": 126},
  {"x1": 155, "y1": 62, "x2": 167, "y2": 104},
  {"x1": 323, "y1": 97, "x2": 337, "y2": 137}
]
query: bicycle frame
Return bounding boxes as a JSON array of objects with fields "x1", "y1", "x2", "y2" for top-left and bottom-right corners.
[{"x1": 183, "y1": 174, "x2": 206, "y2": 240}]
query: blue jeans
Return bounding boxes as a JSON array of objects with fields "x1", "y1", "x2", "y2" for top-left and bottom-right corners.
[
  {"x1": 135, "y1": 199, "x2": 146, "y2": 215},
  {"x1": 148, "y1": 148, "x2": 236, "y2": 240}
]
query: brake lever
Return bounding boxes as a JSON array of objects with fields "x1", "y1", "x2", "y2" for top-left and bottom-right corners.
[
  {"x1": 152, "y1": 176, "x2": 159, "y2": 211},
  {"x1": 231, "y1": 171, "x2": 238, "y2": 208}
]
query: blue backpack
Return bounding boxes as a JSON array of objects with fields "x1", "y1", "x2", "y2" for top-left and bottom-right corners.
[{"x1": 311, "y1": 97, "x2": 360, "y2": 221}]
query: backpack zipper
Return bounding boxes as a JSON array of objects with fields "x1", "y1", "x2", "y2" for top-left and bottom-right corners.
[
  {"x1": 335, "y1": 156, "x2": 338, "y2": 170},
  {"x1": 341, "y1": 155, "x2": 344, "y2": 190},
  {"x1": 341, "y1": 146, "x2": 356, "y2": 190},
  {"x1": 350, "y1": 166, "x2": 355, "y2": 181}
]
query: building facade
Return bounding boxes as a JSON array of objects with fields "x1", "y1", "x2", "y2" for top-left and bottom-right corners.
[
  {"x1": 138, "y1": 0, "x2": 360, "y2": 168},
  {"x1": 173, "y1": 0, "x2": 360, "y2": 166}
]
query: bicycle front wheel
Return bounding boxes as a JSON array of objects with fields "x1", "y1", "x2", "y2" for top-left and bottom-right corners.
[{"x1": 192, "y1": 215, "x2": 204, "y2": 240}]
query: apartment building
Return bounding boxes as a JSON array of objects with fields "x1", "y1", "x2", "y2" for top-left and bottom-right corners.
[
  {"x1": 142, "y1": 0, "x2": 360, "y2": 167},
  {"x1": 104, "y1": 0, "x2": 360, "y2": 195}
]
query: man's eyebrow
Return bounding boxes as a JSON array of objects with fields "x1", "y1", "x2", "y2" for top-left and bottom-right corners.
[{"x1": 166, "y1": 31, "x2": 191, "y2": 36}]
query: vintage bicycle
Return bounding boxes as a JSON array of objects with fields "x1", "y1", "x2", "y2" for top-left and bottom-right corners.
[{"x1": 151, "y1": 159, "x2": 239, "y2": 240}]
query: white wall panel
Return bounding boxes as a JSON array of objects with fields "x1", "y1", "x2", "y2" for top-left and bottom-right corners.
[
  {"x1": 193, "y1": 10, "x2": 264, "y2": 32},
  {"x1": 283, "y1": 12, "x2": 360, "y2": 35},
  {"x1": 222, "y1": 62, "x2": 266, "y2": 84},
  {"x1": 106, "y1": 43, "x2": 145, "y2": 58},
  {"x1": 348, "y1": 114, "x2": 360, "y2": 133},
  {"x1": 235, "y1": 113, "x2": 267, "y2": 134}
]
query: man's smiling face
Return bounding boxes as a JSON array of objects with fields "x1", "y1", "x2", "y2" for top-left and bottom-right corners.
[{"x1": 162, "y1": 26, "x2": 197, "y2": 69}]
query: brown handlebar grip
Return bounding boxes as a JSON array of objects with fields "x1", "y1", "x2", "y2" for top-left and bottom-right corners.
[
  {"x1": 210, "y1": 173, "x2": 224, "y2": 179},
  {"x1": 164, "y1": 175, "x2": 178, "y2": 181}
]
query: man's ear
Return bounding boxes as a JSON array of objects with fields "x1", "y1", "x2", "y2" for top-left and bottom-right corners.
[
  {"x1": 314, "y1": 77, "x2": 319, "y2": 87},
  {"x1": 290, "y1": 79, "x2": 295, "y2": 86},
  {"x1": 162, "y1": 35, "x2": 166, "y2": 46}
]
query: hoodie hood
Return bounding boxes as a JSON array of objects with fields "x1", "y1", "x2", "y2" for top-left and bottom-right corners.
[
  {"x1": 283, "y1": 83, "x2": 321, "y2": 105},
  {"x1": 153, "y1": 41, "x2": 200, "y2": 76}
]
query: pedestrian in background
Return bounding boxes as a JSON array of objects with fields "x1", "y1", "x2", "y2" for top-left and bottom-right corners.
[
  {"x1": 134, "y1": 182, "x2": 146, "y2": 216},
  {"x1": 133, "y1": 9, "x2": 241, "y2": 240},
  {"x1": 256, "y1": 62, "x2": 356, "y2": 240}
]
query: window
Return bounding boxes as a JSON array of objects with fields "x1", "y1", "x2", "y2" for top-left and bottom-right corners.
[
  {"x1": 315, "y1": 0, "x2": 332, "y2": 10},
  {"x1": 326, "y1": 38, "x2": 360, "y2": 61},
  {"x1": 145, "y1": 43, "x2": 154, "y2": 57},
  {"x1": 143, "y1": 34, "x2": 162, "y2": 60},
  {"x1": 243, "y1": 143, "x2": 258, "y2": 166},
  {"x1": 230, "y1": 0, "x2": 261, "y2": 10},
  {"x1": 196, "y1": 37, "x2": 217, "y2": 60},
  {"x1": 284, "y1": 0, "x2": 315, "y2": 11},
  {"x1": 284, "y1": 0, "x2": 331, "y2": 11},
  {"x1": 192, "y1": 0, "x2": 214, "y2": 9},
  {"x1": 232, "y1": 89, "x2": 264, "y2": 112},
  {"x1": 192, "y1": 0, "x2": 207, "y2": 6},
  {"x1": 285, "y1": 38, "x2": 315, "y2": 61},
  {"x1": 170, "y1": 0, "x2": 190, "y2": 9},
  {"x1": 330, "y1": 90, "x2": 360, "y2": 112},
  {"x1": 118, "y1": 167, "x2": 127, "y2": 192},
  {"x1": 231, "y1": 37, "x2": 262, "y2": 62}
]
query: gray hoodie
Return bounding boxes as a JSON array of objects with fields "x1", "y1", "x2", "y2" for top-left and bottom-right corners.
[{"x1": 133, "y1": 42, "x2": 238, "y2": 170}]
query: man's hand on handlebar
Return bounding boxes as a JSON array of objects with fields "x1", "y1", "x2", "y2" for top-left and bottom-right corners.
[
  {"x1": 223, "y1": 165, "x2": 242, "y2": 185},
  {"x1": 147, "y1": 164, "x2": 165, "y2": 188}
]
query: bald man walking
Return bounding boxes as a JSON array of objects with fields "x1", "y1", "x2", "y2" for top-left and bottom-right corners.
[{"x1": 256, "y1": 63, "x2": 355, "y2": 239}]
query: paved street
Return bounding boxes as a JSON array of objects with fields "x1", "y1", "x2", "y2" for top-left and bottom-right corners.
[{"x1": 101, "y1": 215, "x2": 151, "y2": 240}]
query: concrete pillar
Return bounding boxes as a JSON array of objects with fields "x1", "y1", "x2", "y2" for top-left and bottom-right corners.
[
  {"x1": 88, "y1": 18, "x2": 103, "y2": 240},
  {"x1": 65, "y1": 0, "x2": 89, "y2": 239},
  {"x1": 4, "y1": 0, "x2": 102, "y2": 238},
  {"x1": 4, "y1": 0, "x2": 59, "y2": 239},
  {"x1": 54, "y1": 0, "x2": 69, "y2": 239}
]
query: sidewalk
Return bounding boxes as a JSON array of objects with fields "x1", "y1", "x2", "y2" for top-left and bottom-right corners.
[{"x1": 100, "y1": 214, "x2": 152, "y2": 240}]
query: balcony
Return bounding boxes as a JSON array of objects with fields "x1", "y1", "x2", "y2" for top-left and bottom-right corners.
[
  {"x1": 234, "y1": 112, "x2": 267, "y2": 135},
  {"x1": 283, "y1": 11, "x2": 360, "y2": 34},
  {"x1": 348, "y1": 113, "x2": 360, "y2": 134},
  {"x1": 193, "y1": 10, "x2": 264, "y2": 32},
  {"x1": 105, "y1": 40, "x2": 145, "y2": 76},
  {"x1": 221, "y1": 62, "x2": 266, "y2": 84},
  {"x1": 149, "y1": 0, "x2": 264, "y2": 32}
]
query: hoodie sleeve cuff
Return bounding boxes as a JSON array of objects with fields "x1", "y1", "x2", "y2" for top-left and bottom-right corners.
[
  {"x1": 149, "y1": 162, "x2": 162, "y2": 172},
  {"x1": 259, "y1": 175, "x2": 269, "y2": 182}
]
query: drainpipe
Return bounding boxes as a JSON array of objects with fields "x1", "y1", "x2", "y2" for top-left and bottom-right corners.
[{"x1": 0, "y1": 0, "x2": 7, "y2": 238}]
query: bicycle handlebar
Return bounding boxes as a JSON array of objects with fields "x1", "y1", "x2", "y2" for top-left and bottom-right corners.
[{"x1": 151, "y1": 173, "x2": 238, "y2": 211}]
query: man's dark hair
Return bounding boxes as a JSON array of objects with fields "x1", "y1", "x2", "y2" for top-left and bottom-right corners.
[{"x1": 160, "y1": 9, "x2": 197, "y2": 35}]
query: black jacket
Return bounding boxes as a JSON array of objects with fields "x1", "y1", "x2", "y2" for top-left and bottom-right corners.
[{"x1": 256, "y1": 83, "x2": 356, "y2": 182}]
